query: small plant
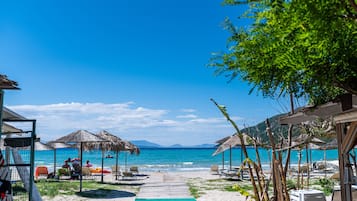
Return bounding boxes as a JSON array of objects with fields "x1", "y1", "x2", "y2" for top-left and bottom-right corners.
[
  {"x1": 188, "y1": 183, "x2": 200, "y2": 198},
  {"x1": 316, "y1": 178, "x2": 334, "y2": 195},
  {"x1": 286, "y1": 179, "x2": 296, "y2": 190},
  {"x1": 226, "y1": 184, "x2": 253, "y2": 198}
]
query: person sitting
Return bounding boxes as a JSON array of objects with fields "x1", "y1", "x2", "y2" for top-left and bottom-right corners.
[
  {"x1": 71, "y1": 162, "x2": 81, "y2": 180},
  {"x1": 85, "y1": 160, "x2": 93, "y2": 167},
  {"x1": 62, "y1": 161, "x2": 70, "y2": 169}
]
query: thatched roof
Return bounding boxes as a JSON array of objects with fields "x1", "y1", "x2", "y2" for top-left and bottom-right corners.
[
  {"x1": 2, "y1": 107, "x2": 27, "y2": 121},
  {"x1": 46, "y1": 141, "x2": 73, "y2": 149},
  {"x1": 0, "y1": 74, "x2": 19, "y2": 89},
  {"x1": 212, "y1": 133, "x2": 251, "y2": 156},
  {"x1": 54, "y1": 130, "x2": 107, "y2": 151},
  {"x1": 55, "y1": 130, "x2": 106, "y2": 143},
  {"x1": 94, "y1": 130, "x2": 140, "y2": 155},
  {"x1": 2, "y1": 123, "x2": 23, "y2": 134}
]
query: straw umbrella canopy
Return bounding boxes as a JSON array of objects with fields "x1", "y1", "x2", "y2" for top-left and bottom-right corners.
[
  {"x1": 213, "y1": 133, "x2": 250, "y2": 170},
  {"x1": 95, "y1": 130, "x2": 126, "y2": 182},
  {"x1": 53, "y1": 129, "x2": 107, "y2": 192},
  {"x1": 292, "y1": 134, "x2": 325, "y2": 189},
  {"x1": 94, "y1": 130, "x2": 140, "y2": 181},
  {"x1": 46, "y1": 141, "x2": 73, "y2": 176},
  {"x1": 214, "y1": 136, "x2": 230, "y2": 170},
  {"x1": 312, "y1": 138, "x2": 338, "y2": 177}
]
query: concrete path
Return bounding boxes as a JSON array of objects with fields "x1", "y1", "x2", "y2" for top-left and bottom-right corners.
[{"x1": 136, "y1": 172, "x2": 193, "y2": 199}]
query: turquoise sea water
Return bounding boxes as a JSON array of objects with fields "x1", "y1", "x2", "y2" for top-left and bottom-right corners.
[{"x1": 30, "y1": 147, "x2": 339, "y2": 173}]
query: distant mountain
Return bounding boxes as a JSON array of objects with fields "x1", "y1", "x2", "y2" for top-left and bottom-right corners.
[
  {"x1": 241, "y1": 113, "x2": 301, "y2": 142},
  {"x1": 193, "y1": 143, "x2": 216, "y2": 148},
  {"x1": 169, "y1": 144, "x2": 183, "y2": 148},
  {"x1": 130, "y1": 140, "x2": 162, "y2": 148}
]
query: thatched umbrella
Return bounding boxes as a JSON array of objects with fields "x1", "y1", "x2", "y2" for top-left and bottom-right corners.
[
  {"x1": 292, "y1": 134, "x2": 325, "y2": 189},
  {"x1": 46, "y1": 141, "x2": 72, "y2": 176},
  {"x1": 312, "y1": 138, "x2": 338, "y2": 178},
  {"x1": 54, "y1": 130, "x2": 107, "y2": 192},
  {"x1": 215, "y1": 136, "x2": 229, "y2": 171},
  {"x1": 0, "y1": 74, "x2": 19, "y2": 90},
  {"x1": 95, "y1": 130, "x2": 140, "y2": 181},
  {"x1": 213, "y1": 133, "x2": 250, "y2": 171}
]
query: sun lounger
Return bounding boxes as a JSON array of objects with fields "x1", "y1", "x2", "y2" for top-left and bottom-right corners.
[
  {"x1": 111, "y1": 165, "x2": 121, "y2": 179},
  {"x1": 35, "y1": 166, "x2": 48, "y2": 180},
  {"x1": 122, "y1": 171, "x2": 137, "y2": 180},
  {"x1": 210, "y1": 165, "x2": 219, "y2": 175},
  {"x1": 130, "y1": 166, "x2": 139, "y2": 174},
  {"x1": 81, "y1": 167, "x2": 93, "y2": 179}
]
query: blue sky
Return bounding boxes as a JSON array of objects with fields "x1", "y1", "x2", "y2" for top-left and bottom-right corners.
[{"x1": 0, "y1": 0, "x2": 291, "y2": 146}]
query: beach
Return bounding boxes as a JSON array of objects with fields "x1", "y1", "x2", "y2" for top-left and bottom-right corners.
[
  {"x1": 41, "y1": 170, "x2": 248, "y2": 201},
  {"x1": 33, "y1": 148, "x2": 339, "y2": 200},
  {"x1": 40, "y1": 170, "x2": 335, "y2": 201}
]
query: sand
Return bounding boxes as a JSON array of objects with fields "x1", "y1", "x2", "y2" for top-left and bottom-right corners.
[{"x1": 41, "y1": 170, "x2": 333, "y2": 201}]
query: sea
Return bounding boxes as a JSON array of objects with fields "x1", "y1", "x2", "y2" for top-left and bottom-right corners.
[{"x1": 26, "y1": 147, "x2": 340, "y2": 173}]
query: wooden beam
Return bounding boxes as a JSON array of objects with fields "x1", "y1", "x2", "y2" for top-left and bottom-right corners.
[
  {"x1": 342, "y1": 122, "x2": 357, "y2": 154},
  {"x1": 336, "y1": 123, "x2": 347, "y2": 201}
]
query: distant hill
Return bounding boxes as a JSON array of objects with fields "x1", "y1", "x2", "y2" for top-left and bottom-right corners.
[
  {"x1": 192, "y1": 143, "x2": 216, "y2": 148},
  {"x1": 241, "y1": 113, "x2": 301, "y2": 142},
  {"x1": 131, "y1": 140, "x2": 162, "y2": 148},
  {"x1": 169, "y1": 144, "x2": 183, "y2": 148}
]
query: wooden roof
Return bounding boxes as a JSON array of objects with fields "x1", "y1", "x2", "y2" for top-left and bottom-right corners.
[
  {"x1": 0, "y1": 74, "x2": 19, "y2": 89},
  {"x1": 279, "y1": 95, "x2": 357, "y2": 125}
]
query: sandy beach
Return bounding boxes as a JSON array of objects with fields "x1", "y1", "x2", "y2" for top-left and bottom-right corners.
[
  {"x1": 41, "y1": 170, "x2": 334, "y2": 201},
  {"x1": 41, "y1": 170, "x2": 247, "y2": 201}
]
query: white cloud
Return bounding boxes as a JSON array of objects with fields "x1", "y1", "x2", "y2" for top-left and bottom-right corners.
[
  {"x1": 6, "y1": 102, "x2": 245, "y2": 146},
  {"x1": 181, "y1": 109, "x2": 196, "y2": 113},
  {"x1": 176, "y1": 114, "x2": 198, "y2": 119}
]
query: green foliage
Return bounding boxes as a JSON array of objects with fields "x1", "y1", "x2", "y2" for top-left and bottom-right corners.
[
  {"x1": 212, "y1": 0, "x2": 357, "y2": 104},
  {"x1": 315, "y1": 178, "x2": 335, "y2": 195},
  {"x1": 188, "y1": 184, "x2": 200, "y2": 198},
  {"x1": 286, "y1": 179, "x2": 296, "y2": 190},
  {"x1": 228, "y1": 184, "x2": 255, "y2": 199}
]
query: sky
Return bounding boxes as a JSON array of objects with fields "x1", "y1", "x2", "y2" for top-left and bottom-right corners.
[{"x1": 0, "y1": 0, "x2": 292, "y2": 146}]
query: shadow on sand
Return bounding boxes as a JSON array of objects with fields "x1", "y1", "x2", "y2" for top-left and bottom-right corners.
[{"x1": 77, "y1": 188, "x2": 136, "y2": 199}]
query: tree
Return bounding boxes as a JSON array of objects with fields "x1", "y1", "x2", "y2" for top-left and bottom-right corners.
[{"x1": 211, "y1": 0, "x2": 357, "y2": 105}]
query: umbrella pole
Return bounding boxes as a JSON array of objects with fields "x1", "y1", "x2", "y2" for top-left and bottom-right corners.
[
  {"x1": 222, "y1": 152, "x2": 224, "y2": 171},
  {"x1": 80, "y1": 142, "x2": 83, "y2": 193},
  {"x1": 54, "y1": 149, "x2": 57, "y2": 176},
  {"x1": 324, "y1": 149, "x2": 327, "y2": 178},
  {"x1": 125, "y1": 152, "x2": 128, "y2": 172},
  {"x1": 229, "y1": 146, "x2": 232, "y2": 171},
  {"x1": 115, "y1": 151, "x2": 119, "y2": 180},
  {"x1": 101, "y1": 149, "x2": 104, "y2": 183}
]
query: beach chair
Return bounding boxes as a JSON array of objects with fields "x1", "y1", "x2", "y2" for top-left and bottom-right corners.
[
  {"x1": 130, "y1": 166, "x2": 139, "y2": 174},
  {"x1": 210, "y1": 165, "x2": 219, "y2": 175},
  {"x1": 122, "y1": 171, "x2": 136, "y2": 180},
  {"x1": 111, "y1": 165, "x2": 121, "y2": 179},
  {"x1": 81, "y1": 167, "x2": 92, "y2": 180},
  {"x1": 35, "y1": 166, "x2": 48, "y2": 180}
]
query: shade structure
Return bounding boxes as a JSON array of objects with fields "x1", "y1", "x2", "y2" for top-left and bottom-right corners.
[
  {"x1": 46, "y1": 141, "x2": 72, "y2": 176},
  {"x1": 292, "y1": 134, "x2": 325, "y2": 188},
  {"x1": 312, "y1": 138, "x2": 338, "y2": 178},
  {"x1": 53, "y1": 129, "x2": 107, "y2": 192},
  {"x1": 0, "y1": 74, "x2": 19, "y2": 90},
  {"x1": 95, "y1": 130, "x2": 140, "y2": 181},
  {"x1": 213, "y1": 133, "x2": 250, "y2": 170},
  {"x1": 2, "y1": 123, "x2": 23, "y2": 135}
]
